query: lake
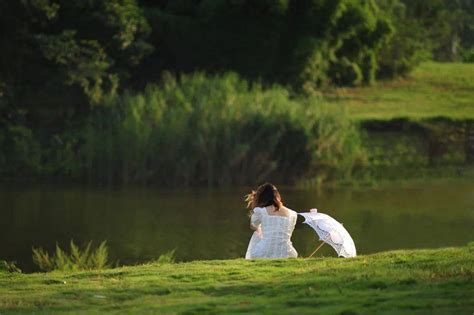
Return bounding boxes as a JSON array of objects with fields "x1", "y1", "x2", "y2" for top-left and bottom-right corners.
[{"x1": 1, "y1": 179, "x2": 473, "y2": 272}]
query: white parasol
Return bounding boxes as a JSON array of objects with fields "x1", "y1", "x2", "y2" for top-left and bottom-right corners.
[{"x1": 299, "y1": 209, "x2": 356, "y2": 258}]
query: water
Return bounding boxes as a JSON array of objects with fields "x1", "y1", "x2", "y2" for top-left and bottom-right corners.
[{"x1": 1, "y1": 179, "x2": 473, "y2": 272}]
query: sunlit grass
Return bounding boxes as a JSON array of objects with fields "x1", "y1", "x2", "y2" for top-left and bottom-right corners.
[
  {"x1": 1, "y1": 246, "x2": 473, "y2": 314},
  {"x1": 325, "y1": 62, "x2": 474, "y2": 120}
]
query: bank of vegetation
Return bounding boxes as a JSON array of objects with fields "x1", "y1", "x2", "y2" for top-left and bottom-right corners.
[
  {"x1": 2, "y1": 62, "x2": 473, "y2": 186},
  {"x1": 1, "y1": 0, "x2": 473, "y2": 186},
  {"x1": 1, "y1": 73, "x2": 364, "y2": 186},
  {"x1": 1, "y1": 245, "x2": 473, "y2": 314},
  {"x1": 327, "y1": 62, "x2": 474, "y2": 184}
]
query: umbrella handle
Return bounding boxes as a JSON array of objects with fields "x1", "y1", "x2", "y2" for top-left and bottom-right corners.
[
  {"x1": 308, "y1": 241, "x2": 325, "y2": 258},
  {"x1": 308, "y1": 235, "x2": 330, "y2": 258}
]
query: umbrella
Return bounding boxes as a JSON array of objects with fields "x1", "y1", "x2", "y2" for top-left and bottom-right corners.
[{"x1": 299, "y1": 209, "x2": 356, "y2": 258}]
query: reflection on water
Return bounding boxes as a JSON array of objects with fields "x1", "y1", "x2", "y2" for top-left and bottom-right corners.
[{"x1": 1, "y1": 179, "x2": 473, "y2": 272}]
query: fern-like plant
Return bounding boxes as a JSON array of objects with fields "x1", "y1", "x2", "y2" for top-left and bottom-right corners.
[
  {"x1": 0, "y1": 260, "x2": 22, "y2": 273},
  {"x1": 32, "y1": 240, "x2": 110, "y2": 272},
  {"x1": 144, "y1": 249, "x2": 177, "y2": 265},
  {"x1": 156, "y1": 249, "x2": 176, "y2": 264}
]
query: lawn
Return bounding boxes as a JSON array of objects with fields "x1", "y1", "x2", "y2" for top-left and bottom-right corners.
[
  {"x1": 1, "y1": 245, "x2": 473, "y2": 314},
  {"x1": 324, "y1": 62, "x2": 474, "y2": 121}
]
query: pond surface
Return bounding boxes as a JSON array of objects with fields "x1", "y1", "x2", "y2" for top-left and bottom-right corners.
[{"x1": 1, "y1": 179, "x2": 473, "y2": 272}]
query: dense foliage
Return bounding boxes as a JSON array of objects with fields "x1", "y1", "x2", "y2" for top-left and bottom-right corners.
[
  {"x1": 1, "y1": 0, "x2": 472, "y2": 115},
  {"x1": 141, "y1": 0, "x2": 393, "y2": 91},
  {"x1": 400, "y1": 0, "x2": 474, "y2": 62},
  {"x1": 0, "y1": 0, "x2": 472, "y2": 186},
  {"x1": 0, "y1": 73, "x2": 364, "y2": 186}
]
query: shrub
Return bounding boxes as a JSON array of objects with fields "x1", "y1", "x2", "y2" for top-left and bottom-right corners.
[
  {"x1": 150, "y1": 249, "x2": 177, "y2": 264},
  {"x1": 0, "y1": 260, "x2": 22, "y2": 273},
  {"x1": 32, "y1": 240, "x2": 110, "y2": 272},
  {"x1": 0, "y1": 124, "x2": 42, "y2": 176},
  {"x1": 461, "y1": 47, "x2": 474, "y2": 63}
]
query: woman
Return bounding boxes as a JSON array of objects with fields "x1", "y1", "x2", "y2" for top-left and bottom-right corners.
[{"x1": 245, "y1": 183, "x2": 298, "y2": 259}]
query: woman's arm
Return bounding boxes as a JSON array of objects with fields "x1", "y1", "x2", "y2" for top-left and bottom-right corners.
[
  {"x1": 250, "y1": 223, "x2": 259, "y2": 230},
  {"x1": 250, "y1": 207, "x2": 262, "y2": 230}
]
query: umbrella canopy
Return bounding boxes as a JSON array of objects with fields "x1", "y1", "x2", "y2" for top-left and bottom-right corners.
[{"x1": 299, "y1": 209, "x2": 356, "y2": 258}]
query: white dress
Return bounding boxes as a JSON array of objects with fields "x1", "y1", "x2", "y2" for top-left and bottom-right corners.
[{"x1": 245, "y1": 207, "x2": 298, "y2": 259}]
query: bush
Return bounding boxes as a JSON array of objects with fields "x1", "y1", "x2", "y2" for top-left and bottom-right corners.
[
  {"x1": 32, "y1": 240, "x2": 110, "y2": 272},
  {"x1": 0, "y1": 123, "x2": 42, "y2": 176},
  {"x1": 461, "y1": 47, "x2": 474, "y2": 63}
]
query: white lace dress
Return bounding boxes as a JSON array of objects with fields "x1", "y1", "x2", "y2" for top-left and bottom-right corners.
[{"x1": 245, "y1": 207, "x2": 298, "y2": 259}]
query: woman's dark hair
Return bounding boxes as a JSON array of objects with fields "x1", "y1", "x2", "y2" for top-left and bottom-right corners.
[{"x1": 245, "y1": 183, "x2": 283, "y2": 211}]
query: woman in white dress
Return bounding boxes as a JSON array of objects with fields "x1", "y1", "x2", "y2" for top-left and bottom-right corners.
[{"x1": 245, "y1": 183, "x2": 298, "y2": 259}]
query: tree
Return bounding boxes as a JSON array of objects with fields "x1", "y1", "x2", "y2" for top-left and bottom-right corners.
[
  {"x1": 140, "y1": 0, "x2": 392, "y2": 91},
  {"x1": 0, "y1": 0, "x2": 152, "y2": 127},
  {"x1": 283, "y1": 0, "x2": 393, "y2": 90},
  {"x1": 399, "y1": 0, "x2": 474, "y2": 61},
  {"x1": 375, "y1": 0, "x2": 432, "y2": 78}
]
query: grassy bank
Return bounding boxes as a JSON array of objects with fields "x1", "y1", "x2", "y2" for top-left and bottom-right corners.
[
  {"x1": 1, "y1": 246, "x2": 473, "y2": 314},
  {"x1": 326, "y1": 62, "x2": 474, "y2": 121},
  {"x1": 319, "y1": 62, "x2": 474, "y2": 183}
]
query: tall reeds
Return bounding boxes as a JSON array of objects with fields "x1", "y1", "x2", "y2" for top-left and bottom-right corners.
[
  {"x1": 0, "y1": 72, "x2": 365, "y2": 186},
  {"x1": 78, "y1": 72, "x2": 365, "y2": 186}
]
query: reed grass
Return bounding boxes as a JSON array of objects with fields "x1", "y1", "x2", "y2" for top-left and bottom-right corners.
[{"x1": 76, "y1": 72, "x2": 364, "y2": 186}]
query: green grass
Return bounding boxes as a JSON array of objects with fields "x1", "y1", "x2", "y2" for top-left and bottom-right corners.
[
  {"x1": 1, "y1": 246, "x2": 473, "y2": 314},
  {"x1": 325, "y1": 62, "x2": 474, "y2": 121}
]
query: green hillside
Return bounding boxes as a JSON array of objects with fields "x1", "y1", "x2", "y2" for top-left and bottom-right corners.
[
  {"x1": 1, "y1": 246, "x2": 473, "y2": 314},
  {"x1": 326, "y1": 62, "x2": 474, "y2": 121}
]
